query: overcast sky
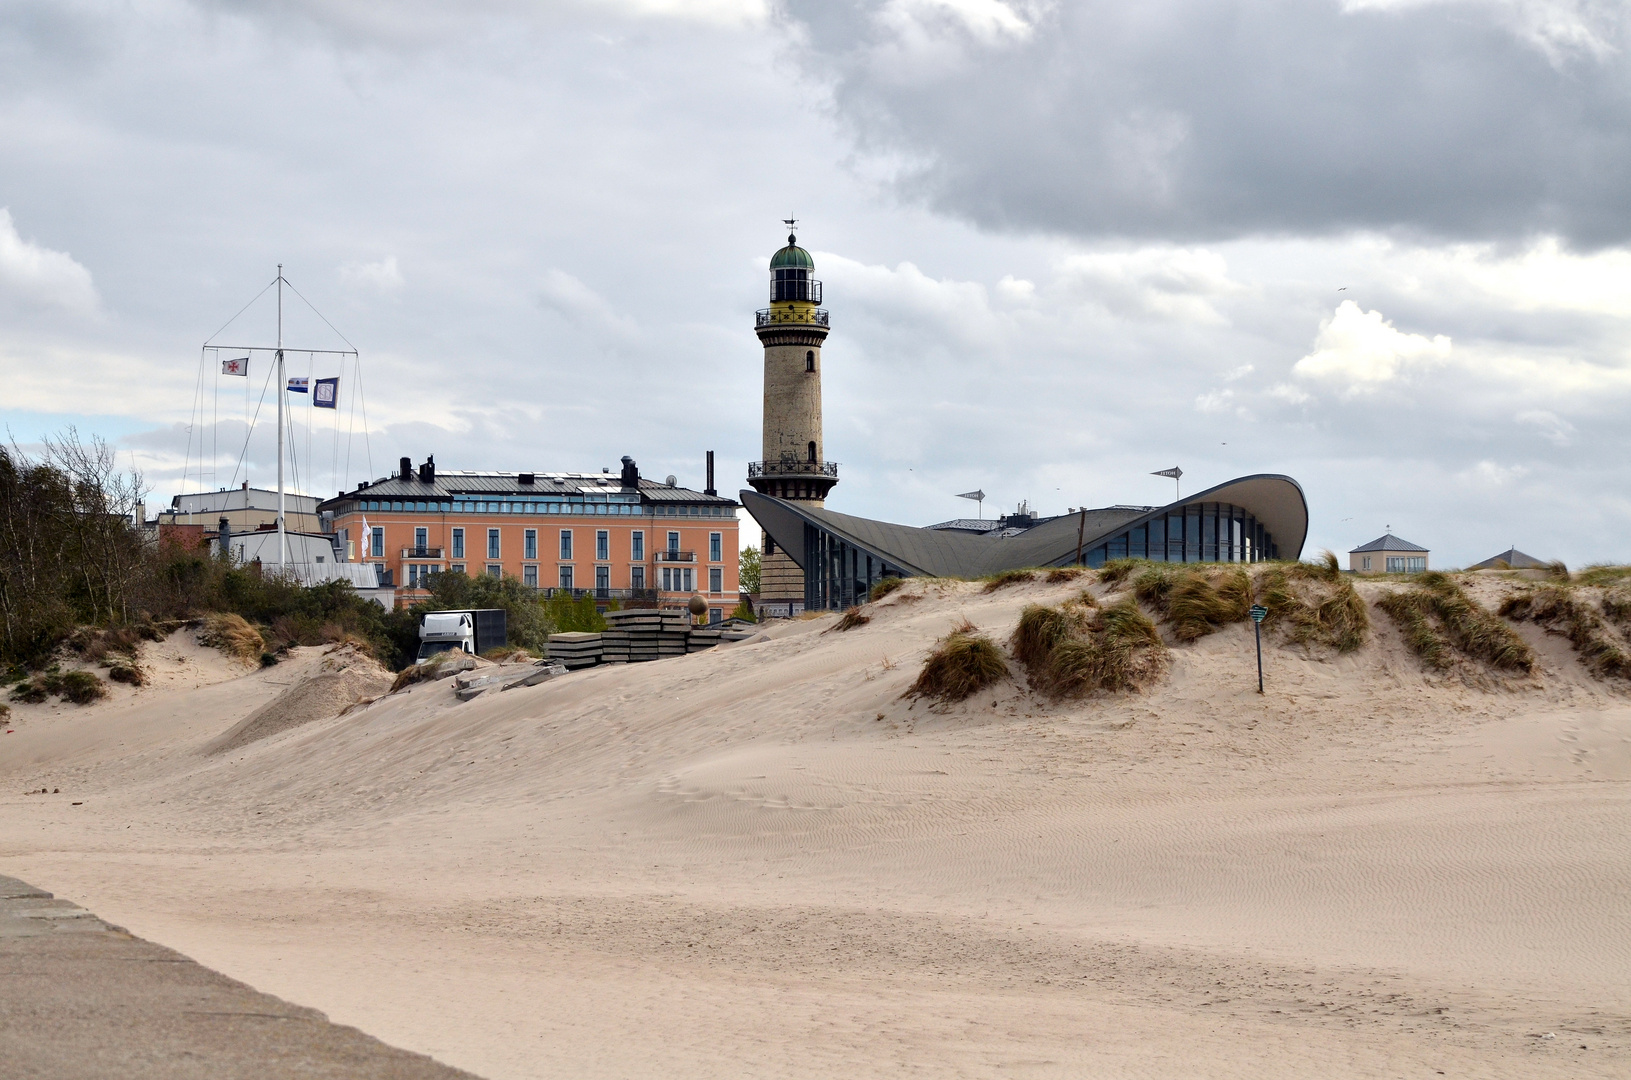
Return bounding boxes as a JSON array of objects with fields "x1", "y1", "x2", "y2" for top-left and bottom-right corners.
[{"x1": 2, "y1": 0, "x2": 1628, "y2": 566}]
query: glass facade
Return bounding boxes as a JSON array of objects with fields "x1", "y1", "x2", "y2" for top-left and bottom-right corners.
[
  {"x1": 802, "y1": 523, "x2": 915, "y2": 611},
  {"x1": 1078, "y1": 502, "x2": 1278, "y2": 569}
]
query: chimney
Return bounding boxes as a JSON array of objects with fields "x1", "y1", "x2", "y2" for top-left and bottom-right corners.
[
  {"x1": 704, "y1": 451, "x2": 716, "y2": 497},
  {"x1": 218, "y1": 516, "x2": 232, "y2": 559},
  {"x1": 399, "y1": 456, "x2": 412, "y2": 481},
  {"x1": 620, "y1": 455, "x2": 640, "y2": 490},
  {"x1": 417, "y1": 455, "x2": 436, "y2": 483}
]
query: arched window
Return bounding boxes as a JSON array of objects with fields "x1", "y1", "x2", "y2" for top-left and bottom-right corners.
[
  {"x1": 806, "y1": 350, "x2": 815, "y2": 372},
  {"x1": 807, "y1": 441, "x2": 816, "y2": 463}
]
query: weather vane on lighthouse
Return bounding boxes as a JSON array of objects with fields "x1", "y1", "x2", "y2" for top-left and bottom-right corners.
[{"x1": 783, "y1": 217, "x2": 798, "y2": 241}]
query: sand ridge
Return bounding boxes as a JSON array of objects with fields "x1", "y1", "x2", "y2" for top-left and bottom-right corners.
[{"x1": 2, "y1": 576, "x2": 1628, "y2": 1078}]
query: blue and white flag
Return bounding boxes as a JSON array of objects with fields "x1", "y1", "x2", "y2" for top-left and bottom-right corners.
[
  {"x1": 287, "y1": 376, "x2": 309, "y2": 393},
  {"x1": 313, "y1": 376, "x2": 339, "y2": 409}
]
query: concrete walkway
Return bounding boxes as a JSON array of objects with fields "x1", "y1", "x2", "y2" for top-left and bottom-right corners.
[{"x1": 0, "y1": 874, "x2": 483, "y2": 1079}]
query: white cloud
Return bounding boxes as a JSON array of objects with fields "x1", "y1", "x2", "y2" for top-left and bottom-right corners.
[
  {"x1": 0, "y1": 209, "x2": 99, "y2": 314},
  {"x1": 1224, "y1": 364, "x2": 1254, "y2": 381},
  {"x1": 1269, "y1": 383, "x2": 1313, "y2": 405},
  {"x1": 1515, "y1": 409, "x2": 1576, "y2": 446},
  {"x1": 1342, "y1": 0, "x2": 1628, "y2": 64},
  {"x1": 536, "y1": 269, "x2": 637, "y2": 340},
  {"x1": 1055, "y1": 246, "x2": 1241, "y2": 324},
  {"x1": 1293, "y1": 301, "x2": 1452, "y2": 391},
  {"x1": 1457, "y1": 459, "x2": 1531, "y2": 489},
  {"x1": 879, "y1": 0, "x2": 1043, "y2": 45},
  {"x1": 339, "y1": 256, "x2": 404, "y2": 293}
]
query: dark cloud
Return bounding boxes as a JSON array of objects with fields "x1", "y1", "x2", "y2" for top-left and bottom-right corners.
[{"x1": 784, "y1": 0, "x2": 1631, "y2": 245}]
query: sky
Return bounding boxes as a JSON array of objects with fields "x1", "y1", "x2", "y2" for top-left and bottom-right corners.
[{"x1": 2, "y1": 0, "x2": 1628, "y2": 567}]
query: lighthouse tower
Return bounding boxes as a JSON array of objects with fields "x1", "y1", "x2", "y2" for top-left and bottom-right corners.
[{"x1": 747, "y1": 225, "x2": 835, "y2": 606}]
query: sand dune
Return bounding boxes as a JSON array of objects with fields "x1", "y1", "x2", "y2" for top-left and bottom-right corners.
[{"x1": 3, "y1": 576, "x2": 1629, "y2": 1077}]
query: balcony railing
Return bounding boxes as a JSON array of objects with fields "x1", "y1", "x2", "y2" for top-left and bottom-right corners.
[
  {"x1": 770, "y1": 277, "x2": 822, "y2": 304},
  {"x1": 747, "y1": 460, "x2": 839, "y2": 479},
  {"x1": 654, "y1": 550, "x2": 696, "y2": 563},
  {"x1": 534, "y1": 587, "x2": 661, "y2": 604},
  {"x1": 755, "y1": 307, "x2": 830, "y2": 328},
  {"x1": 400, "y1": 546, "x2": 444, "y2": 559}
]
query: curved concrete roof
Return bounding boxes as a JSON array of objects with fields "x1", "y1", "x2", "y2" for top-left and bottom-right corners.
[{"x1": 742, "y1": 473, "x2": 1309, "y2": 578}]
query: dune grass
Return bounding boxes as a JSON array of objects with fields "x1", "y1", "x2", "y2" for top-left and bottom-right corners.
[
  {"x1": 907, "y1": 621, "x2": 1009, "y2": 702},
  {"x1": 832, "y1": 607, "x2": 872, "y2": 632},
  {"x1": 1379, "y1": 573, "x2": 1534, "y2": 674},
  {"x1": 1097, "y1": 559, "x2": 1146, "y2": 586},
  {"x1": 1011, "y1": 598, "x2": 1166, "y2": 696},
  {"x1": 1255, "y1": 560, "x2": 1370, "y2": 654},
  {"x1": 1125, "y1": 565, "x2": 1252, "y2": 642},
  {"x1": 1575, "y1": 564, "x2": 1631, "y2": 587},
  {"x1": 869, "y1": 577, "x2": 907, "y2": 602},
  {"x1": 1499, "y1": 585, "x2": 1631, "y2": 680},
  {"x1": 1045, "y1": 567, "x2": 1087, "y2": 584},
  {"x1": 198, "y1": 613, "x2": 266, "y2": 662},
  {"x1": 983, "y1": 569, "x2": 1039, "y2": 592}
]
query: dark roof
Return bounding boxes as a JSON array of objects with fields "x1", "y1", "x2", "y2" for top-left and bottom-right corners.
[
  {"x1": 319, "y1": 470, "x2": 735, "y2": 510},
  {"x1": 769, "y1": 235, "x2": 814, "y2": 270},
  {"x1": 1350, "y1": 533, "x2": 1428, "y2": 553},
  {"x1": 1467, "y1": 547, "x2": 1547, "y2": 570},
  {"x1": 743, "y1": 474, "x2": 1309, "y2": 578}
]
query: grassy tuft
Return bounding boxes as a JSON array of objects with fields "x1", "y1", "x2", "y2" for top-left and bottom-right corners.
[
  {"x1": 198, "y1": 613, "x2": 266, "y2": 662},
  {"x1": 1045, "y1": 567, "x2": 1086, "y2": 584},
  {"x1": 1380, "y1": 575, "x2": 1533, "y2": 674},
  {"x1": 107, "y1": 662, "x2": 144, "y2": 686},
  {"x1": 832, "y1": 607, "x2": 872, "y2": 632},
  {"x1": 868, "y1": 577, "x2": 907, "y2": 602},
  {"x1": 983, "y1": 569, "x2": 1038, "y2": 592},
  {"x1": 907, "y1": 627, "x2": 1009, "y2": 702},
  {"x1": 1128, "y1": 565, "x2": 1251, "y2": 642},
  {"x1": 1097, "y1": 559, "x2": 1147, "y2": 586},
  {"x1": 1499, "y1": 585, "x2": 1631, "y2": 680},
  {"x1": 1575, "y1": 564, "x2": 1631, "y2": 587},
  {"x1": 1256, "y1": 566, "x2": 1369, "y2": 653},
  {"x1": 1010, "y1": 598, "x2": 1166, "y2": 696}
]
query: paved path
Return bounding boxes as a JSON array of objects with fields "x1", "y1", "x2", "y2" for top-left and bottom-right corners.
[{"x1": 0, "y1": 874, "x2": 484, "y2": 1079}]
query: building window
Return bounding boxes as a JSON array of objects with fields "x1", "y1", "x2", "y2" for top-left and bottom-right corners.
[
  {"x1": 524, "y1": 529, "x2": 537, "y2": 560},
  {"x1": 370, "y1": 527, "x2": 384, "y2": 558},
  {"x1": 631, "y1": 565, "x2": 645, "y2": 590},
  {"x1": 1362, "y1": 556, "x2": 1371, "y2": 571},
  {"x1": 560, "y1": 529, "x2": 573, "y2": 560},
  {"x1": 485, "y1": 563, "x2": 501, "y2": 578},
  {"x1": 667, "y1": 530, "x2": 680, "y2": 554},
  {"x1": 709, "y1": 532, "x2": 722, "y2": 562},
  {"x1": 414, "y1": 526, "x2": 427, "y2": 551},
  {"x1": 1386, "y1": 556, "x2": 1426, "y2": 573},
  {"x1": 632, "y1": 530, "x2": 644, "y2": 560},
  {"x1": 487, "y1": 528, "x2": 500, "y2": 559},
  {"x1": 451, "y1": 563, "x2": 465, "y2": 575},
  {"x1": 807, "y1": 441, "x2": 816, "y2": 463},
  {"x1": 451, "y1": 527, "x2": 464, "y2": 559},
  {"x1": 523, "y1": 564, "x2": 537, "y2": 588},
  {"x1": 709, "y1": 567, "x2": 722, "y2": 594},
  {"x1": 596, "y1": 565, "x2": 609, "y2": 593},
  {"x1": 596, "y1": 530, "x2": 609, "y2": 560},
  {"x1": 710, "y1": 608, "x2": 722, "y2": 624},
  {"x1": 805, "y1": 350, "x2": 815, "y2": 372},
  {"x1": 559, "y1": 565, "x2": 574, "y2": 590}
]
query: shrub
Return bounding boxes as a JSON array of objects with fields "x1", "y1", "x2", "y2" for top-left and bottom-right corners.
[
  {"x1": 730, "y1": 599, "x2": 758, "y2": 622},
  {"x1": 907, "y1": 624, "x2": 1009, "y2": 702},
  {"x1": 983, "y1": 569, "x2": 1038, "y2": 592},
  {"x1": 0, "y1": 703, "x2": 8, "y2": 722},
  {"x1": 543, "y1": 590, "x2": 605, "y2": 634},
  {"x1": 198, "y1": 613, "x2": 266, "y2": 662},
  {"x1": 1499, "y1": 585, "x2": 1631, "y2": 680},
  {"x1": 107, "y1": 662, "x2": 144, "y2": 686},
  {"x1": 55, "y1": 670, "x2": 106, "y2": 704},
  {"x1": 1011, "y1": 599, "x2": 1166, "y2": 696},
  {"x1": 1381, "y1": 575, "x2": 1533, "y2": 674},
  {"x1": 869, "y1": 577, "x2": 907, "y2": 602},
  {"x1": 9, "y1": 678, "x2": 48, "y2": 704}
]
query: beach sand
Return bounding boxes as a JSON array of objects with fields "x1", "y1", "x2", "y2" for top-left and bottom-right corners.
[{"x1": 3, "y1": 577, "x2": 1628, "y2": 1077}]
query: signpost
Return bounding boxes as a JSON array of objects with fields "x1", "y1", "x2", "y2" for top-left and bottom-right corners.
[{"x1": 1248, "y1": 604, "x2": 1267, "y2": 693}]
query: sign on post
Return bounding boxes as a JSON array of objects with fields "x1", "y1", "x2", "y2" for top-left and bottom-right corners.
[{"x1": 1248, "y1": 605, "x2": 1267, "y2": 693}]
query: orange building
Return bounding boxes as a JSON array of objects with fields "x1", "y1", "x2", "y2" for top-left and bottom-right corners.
[{"x1": 319, "y1": 455, "x2": 741, "y2": 619}]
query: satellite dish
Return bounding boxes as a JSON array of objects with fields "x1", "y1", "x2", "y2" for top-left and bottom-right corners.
[{"x1": 665, "y1": 474, "x2": 677, "y2": 486}]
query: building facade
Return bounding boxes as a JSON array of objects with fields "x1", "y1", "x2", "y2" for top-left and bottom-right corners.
[
  {"x1": 157, "y1": 484, "x2": 323, "y2": 534},
  {"x1": 320, "y1": 456, "x2": 740, "y2": 617},
  {"x1": 746, "y1": 229, "x2": 837, "y2": 608}
]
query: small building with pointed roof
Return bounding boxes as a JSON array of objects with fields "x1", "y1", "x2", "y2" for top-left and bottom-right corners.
[
  {"x1": 1467, "y1": 547, "x2": 1546, "y2": 571},
  {"x1": 1349, "y1": 533, "x2": 1428, "y2": 574}
]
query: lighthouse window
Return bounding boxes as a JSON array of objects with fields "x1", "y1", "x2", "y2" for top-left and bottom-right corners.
[
  {"x1": 806, "y1": 351, "x2": 815, "y2": 372},
  {"x1": 807, "y1": 441, "x2": 816, "y2": 463}
]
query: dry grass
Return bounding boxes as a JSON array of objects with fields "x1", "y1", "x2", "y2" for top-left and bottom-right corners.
[
  {"x1": 869, "y1": 577, "x2": 907, "y2": 602},
  {"x1": 983, "y1": 569, "x2": 1038, "y2": 592},
  {"x1": 1255, "y1": 562, "x2": 1370, "y2": 654},
  {"x1": 1098, "y1": 559, "x2": 1146, "y2": 586},
  {"x1": 198, "y1": 613, "x2": 266, "y2": 662},
  {"x1": 1603, "y1": 587, "x2": 1631, "y2": 631},
  {"x1": 1380, "y1": 573, "x2": 1534, "y2": 674},
  {"x1": 1011, "y1": 598, "x2": 1166, "y2": 696},
  {"x1": 830, "y1": 607, "x2": 872, "y2": 632},
  {"x1": 1499, "y1": 585, "x2": 1631, "y2": 680},
  {"x1": 1576, "y1": 564, "x2": 1631, "y2": 587},
  {"x1": 1127, "y1": 565, "x2": 1251, "y2": 642},
  {"x1": 907, "y1": 622, "x2": 1009, "y2": 702},
  {"x1": 389, "y1": 649, "x2": 474, "y2": 693},
  {"x1": 1045, "y1": 567, "x2": 1087, "y2": 584}
]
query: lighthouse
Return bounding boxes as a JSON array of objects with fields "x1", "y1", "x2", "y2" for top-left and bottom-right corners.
[{"x1": 747, "y1": 225, "x2": 836, "y2": 606}]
